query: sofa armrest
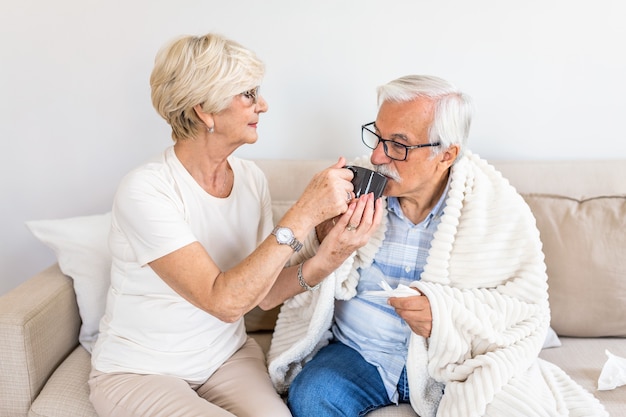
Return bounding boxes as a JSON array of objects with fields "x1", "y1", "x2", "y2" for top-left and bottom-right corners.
[{"x1": 0, "y1": 264, "x2": 81, "y2": 417}]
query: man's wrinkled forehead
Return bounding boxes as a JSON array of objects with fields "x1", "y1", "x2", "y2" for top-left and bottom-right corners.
[{"x1": 375, "y1": 98, "x2": 435, "y2": 143}]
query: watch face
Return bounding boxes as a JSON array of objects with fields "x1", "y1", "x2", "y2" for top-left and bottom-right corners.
[
  {"x1": 276, "y1": 227, "x2": 293, "y2": 243},
  {"x1": 272, "y1": 226, "x2": 301, "y2": 252}
]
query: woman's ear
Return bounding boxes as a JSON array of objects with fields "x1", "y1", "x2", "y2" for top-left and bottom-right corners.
[{"x1": 193, "y1": 104, "x2": 214, "y2": 129}]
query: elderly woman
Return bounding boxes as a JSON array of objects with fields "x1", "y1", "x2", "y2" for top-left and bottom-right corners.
[{"x1": 88, "y1": 33, "x2": 382, "y2": 417}]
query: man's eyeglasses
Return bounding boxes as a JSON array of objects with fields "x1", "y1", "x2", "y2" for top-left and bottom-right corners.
[
  {"x1": 361, "y1": 122, "x2": 440, "y2": 161},
  {"x1": 240, "y1": 86, "x2": 260, "y2": 105}
]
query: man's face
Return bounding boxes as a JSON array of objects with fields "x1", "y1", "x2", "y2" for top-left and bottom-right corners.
[{"x1": 370, "y1": 97, "x2": 447, "y2": 199}]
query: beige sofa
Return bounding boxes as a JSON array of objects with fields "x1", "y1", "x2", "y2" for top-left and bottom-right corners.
[{"x1": 1, "y1": 158, "x2": 625, "y2": 417}]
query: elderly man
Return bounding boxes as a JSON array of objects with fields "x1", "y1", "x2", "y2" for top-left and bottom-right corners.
[{"x1": 267, "y1": 75, "x2": 607, "y2": 417}]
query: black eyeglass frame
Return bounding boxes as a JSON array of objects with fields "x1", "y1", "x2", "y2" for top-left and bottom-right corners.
[{"x1": 361, "y1": 122, "x2": 441, "y2": 161}]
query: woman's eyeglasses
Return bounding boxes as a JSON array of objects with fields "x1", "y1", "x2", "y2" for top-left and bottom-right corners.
[{"x1": 240, "y1": 86, "x2": 260, "y2": 105}]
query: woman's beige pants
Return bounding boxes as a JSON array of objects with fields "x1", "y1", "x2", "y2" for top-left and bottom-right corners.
[{"x1": 88, "y1": 337, "x2": 291, "y2": 417}]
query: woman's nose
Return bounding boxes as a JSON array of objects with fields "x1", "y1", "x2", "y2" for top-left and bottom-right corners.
[{"x1": 256, "y1": 95, "x2": 268, "y2": 113}]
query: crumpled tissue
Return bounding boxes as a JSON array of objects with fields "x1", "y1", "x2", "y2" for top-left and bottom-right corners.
[
  {"x1": 598, "y1": 350, "x2": 626, "y2": 391},
  {"x1": 360, "y1": 280, "x2": 421, "y2": 301}
]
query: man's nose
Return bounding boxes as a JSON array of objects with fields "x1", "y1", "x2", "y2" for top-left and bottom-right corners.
[{"x1": 370, "y1": 141, "x2": 390, "y2": 165}]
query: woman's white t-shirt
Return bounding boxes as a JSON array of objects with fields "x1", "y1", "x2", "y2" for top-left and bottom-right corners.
[{"x1": 91, "y1": 146, "x2": 274, "y2": 384}]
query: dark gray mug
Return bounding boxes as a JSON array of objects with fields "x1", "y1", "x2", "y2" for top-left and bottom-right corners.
[{"x1": 345, "y1": 165, "x2": 388, "y2": 200}]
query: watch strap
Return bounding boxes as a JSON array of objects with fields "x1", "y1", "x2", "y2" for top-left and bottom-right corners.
[{"x1": 289, "y1": 238, "x2": 303, "y2": 252}]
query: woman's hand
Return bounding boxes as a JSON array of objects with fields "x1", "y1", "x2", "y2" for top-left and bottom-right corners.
[
  {"x1": 260, "y1": 190, "x2": 384, "y2": 310},
  {"x1": 289, "y1": 157, "x2": 355, "y2": 229},
  {"x1": 260, "y1": 160, "x2": 383, "y2": 309},
  {"x1": 315, "y1": 192, "x2": 383, "y2": 270}
]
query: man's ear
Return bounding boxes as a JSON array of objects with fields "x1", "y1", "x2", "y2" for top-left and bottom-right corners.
[
  {"x1": 193, "y1": 104, "x2": 214, "y2": 127},
  {"x1": 440, "y1": 145, "x2": 460, "y2": 167}
]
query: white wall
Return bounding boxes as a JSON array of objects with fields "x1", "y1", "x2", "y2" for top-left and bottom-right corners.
[{"x1": 1, "y1": 0, "x2": 625, "y2": 295}]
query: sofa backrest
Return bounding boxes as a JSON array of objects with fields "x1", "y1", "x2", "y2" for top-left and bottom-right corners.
[{"x1": 492, "y1": 159, "x2": 626, "y2": 198}]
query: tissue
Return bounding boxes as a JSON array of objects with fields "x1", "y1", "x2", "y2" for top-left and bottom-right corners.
[
  {"x1": 598, "y1": 350, "x2": 626, "y2": 391},
  {"x1": 360, "y1": 280, "x2": 421, "y2": 300}
]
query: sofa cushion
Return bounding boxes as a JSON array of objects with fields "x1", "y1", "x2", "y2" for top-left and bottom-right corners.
[
  {"x1": 539, "y1": 337, "x2": 626, "y2": 416},
  {"x1": 29, "y1": 346, "x2": 97, "y2": 417},
  {"x1": 523, "y1": 194, "x2": 626, "y2": 337}
]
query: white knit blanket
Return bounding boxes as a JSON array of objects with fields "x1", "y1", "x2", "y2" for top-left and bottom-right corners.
[{"x1": 268, "y1": 152, "x2": 608, "y2": 417}]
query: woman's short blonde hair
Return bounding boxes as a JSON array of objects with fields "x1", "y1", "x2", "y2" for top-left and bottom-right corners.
[{"x1": 150, "y1": 33, "x2": 265, "y2": 141}]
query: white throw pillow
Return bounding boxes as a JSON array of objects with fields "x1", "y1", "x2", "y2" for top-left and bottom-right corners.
[{"x1": 26, "y1": 212, "x2": 112, "y2": 353}]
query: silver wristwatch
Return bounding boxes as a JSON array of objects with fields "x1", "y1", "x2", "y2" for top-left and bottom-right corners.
[{"x1": 271, "y1": 226, "x2": 303, "y2": 252}]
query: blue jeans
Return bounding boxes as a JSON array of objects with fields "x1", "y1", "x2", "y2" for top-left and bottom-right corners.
[{"x1": 287, "y1": 341, "x2": 410, "y2": 417}]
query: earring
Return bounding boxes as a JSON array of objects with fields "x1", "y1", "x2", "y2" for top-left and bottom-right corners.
[{"x1": 207, "y1": 126, "x2": 214, "y2": 133}]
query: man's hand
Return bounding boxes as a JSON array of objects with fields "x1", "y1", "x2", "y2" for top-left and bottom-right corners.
[{"x1": 388, "y1": 290, "x2": 433, "y2": 338}]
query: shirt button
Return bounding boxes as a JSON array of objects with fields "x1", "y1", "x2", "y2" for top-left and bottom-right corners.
[{"x1": 404, "y1": 266, "x2": 411, "y2": 273}]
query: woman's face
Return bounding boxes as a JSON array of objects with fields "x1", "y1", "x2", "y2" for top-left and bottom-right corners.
[{"x1": 212, "y1": 87, "x2": 269, "y2": 146}]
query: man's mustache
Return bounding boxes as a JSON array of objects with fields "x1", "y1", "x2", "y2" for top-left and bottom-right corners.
[{"x1": 375, "y1": 164, "x2": 401, "y2": 183}]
